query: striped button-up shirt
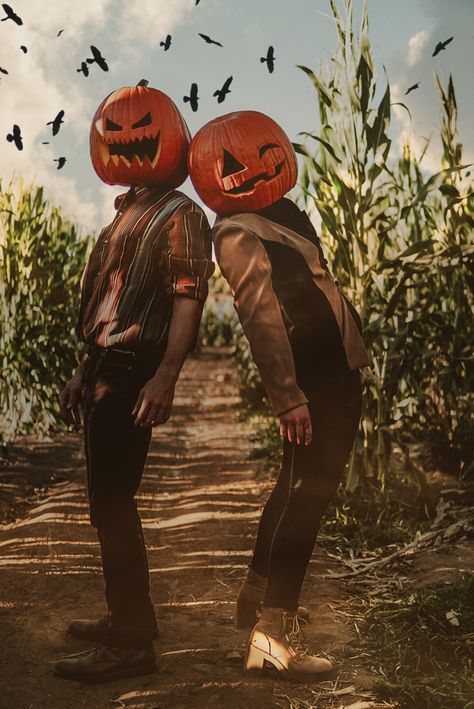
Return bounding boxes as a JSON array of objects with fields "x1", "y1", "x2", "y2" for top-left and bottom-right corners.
[{"x1": 76, "y1": 186, "x2": 214, "y2": 348}]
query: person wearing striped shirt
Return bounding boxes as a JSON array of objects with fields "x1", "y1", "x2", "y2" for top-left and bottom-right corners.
[{"x1": 56, "y1": 182, "x2": 214, "y2": 681}]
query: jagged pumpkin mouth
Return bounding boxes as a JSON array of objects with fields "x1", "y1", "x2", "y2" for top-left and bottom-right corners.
[
  {"x1": 224, "y1": 161, "x2": 285, "y2": 195},
  {"x1": 100, "y1": 132, "x2": 161, "y2": 168}
]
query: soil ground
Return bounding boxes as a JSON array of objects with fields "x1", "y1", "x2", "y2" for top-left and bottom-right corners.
[{"x1": 0, "y1": 351, "x2": 472, "y2": 709}]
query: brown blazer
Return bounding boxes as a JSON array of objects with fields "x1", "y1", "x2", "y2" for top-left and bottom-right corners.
[{"x1": 213, "y1": 212, "x2": 370, "y2": 415}]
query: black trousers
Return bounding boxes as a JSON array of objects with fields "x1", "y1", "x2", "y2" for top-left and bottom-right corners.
[
  {"x1": 250, "y1": 369, "x2": 362, "y2": 611},
  {"x1": 82, "y1": 346, "x2": 162, "y2": 648}
]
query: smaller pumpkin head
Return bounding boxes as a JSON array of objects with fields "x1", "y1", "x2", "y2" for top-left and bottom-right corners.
[
  {"x1": 90, "y1": 80, "x2": 191, "y2": 188},
  {"x1": 188, "y1": 110, "x2": 297, "y2": 215}
]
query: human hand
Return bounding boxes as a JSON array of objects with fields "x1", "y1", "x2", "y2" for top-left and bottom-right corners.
[
  {"x1": 59, "y1": 370, "x2": 84, "y2": 425},
  {"x1": 279, "y1": 404, "x2": 312, "y2": 446},
  {"x1": 132, "y1": 369, "x2": 176, "y2": 427}
]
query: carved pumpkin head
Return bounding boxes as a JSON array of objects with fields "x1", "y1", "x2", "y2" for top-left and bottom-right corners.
[
  {"x1": 90, "y1": 80, "x2": 191, "y2": 188},
  {"x1": 188, "y1": 110, "x2": 297, "y2": 215}
]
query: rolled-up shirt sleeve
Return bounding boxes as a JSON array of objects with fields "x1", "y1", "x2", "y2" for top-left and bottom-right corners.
[
  {"x1": 165, "y1": 206, "x2": 215, "y2": 301},
  {"x1": 213, "y1": 220, "x2": 308, "y2": 416}
]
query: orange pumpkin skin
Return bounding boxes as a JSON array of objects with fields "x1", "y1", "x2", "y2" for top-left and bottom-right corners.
[
  {"x1": 90, "y1": 83, "x2": 191, "y2": 188},
  {"x1": 188, "y1": 110, "x2": 297, "y2": 215}
]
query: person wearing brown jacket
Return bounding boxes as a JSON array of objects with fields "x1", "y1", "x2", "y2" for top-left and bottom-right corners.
[{"x1": 188, "y1": 110, "x2": 370, "y2": 681}]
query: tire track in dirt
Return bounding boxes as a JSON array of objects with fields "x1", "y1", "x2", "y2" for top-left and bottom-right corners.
[{"x1": 0, "y1": 351, "x2": 361, "y2": 709}]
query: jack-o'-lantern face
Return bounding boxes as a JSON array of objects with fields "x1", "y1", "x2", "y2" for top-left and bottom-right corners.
[
  {"x1": 90, "y1": 80, "x2": 191, "y2": 188},
  {"x1": 188, "y1": 111, "x2": 297, "y2": 215}
]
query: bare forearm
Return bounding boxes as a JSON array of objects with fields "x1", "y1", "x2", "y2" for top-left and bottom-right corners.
[{"x1": 155, "y1": 297, "x2": 202, "y2": 382}]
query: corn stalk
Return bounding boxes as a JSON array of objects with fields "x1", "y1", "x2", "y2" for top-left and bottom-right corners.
[
  {"x1": 0, "y1": 179, "x2": 91, "y2": 446},
  {"x1": 296, "y1": 0, "x2": 473, "y2": 486}
]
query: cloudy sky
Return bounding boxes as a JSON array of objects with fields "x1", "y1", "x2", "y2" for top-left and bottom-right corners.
[{"x1": 1, "y1": 0, "x2": 472, "y2": 233}]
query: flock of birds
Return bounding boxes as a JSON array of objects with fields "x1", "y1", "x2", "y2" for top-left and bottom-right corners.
[{"x1": 1, "y1": 0, "x2": 457, "y2": 170}]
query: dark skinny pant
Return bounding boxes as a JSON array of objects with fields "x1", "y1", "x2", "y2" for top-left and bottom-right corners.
[
  {"x1": 250, "y1": 369, "x2": 362, "y2": 611},
  {"x1": 82, "y1": 347, "x2": 162, "y2": 648}
]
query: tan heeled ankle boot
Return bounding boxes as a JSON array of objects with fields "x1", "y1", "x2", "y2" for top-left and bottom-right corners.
[
  {"x1": 244, "y1": 607, "x2": 333, "y2": 680},
  {"x1": 236, "y1": 569, "x2": 311, "y2": 629}
]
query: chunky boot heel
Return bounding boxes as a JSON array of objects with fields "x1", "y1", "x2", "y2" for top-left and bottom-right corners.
[{"x1": 244, "y1": 640, "x2": 266, "y2": 675}]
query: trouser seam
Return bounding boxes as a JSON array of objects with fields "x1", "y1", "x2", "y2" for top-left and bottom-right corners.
[{"x1": 266, "y1": 443, "x2": 296, "y2": 599}]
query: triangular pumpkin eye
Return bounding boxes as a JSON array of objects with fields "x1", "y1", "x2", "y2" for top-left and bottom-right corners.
[
  {"x1": 222, "y1": 149, "x2": 246, "y2": 178},
  {"x1": 132, "y1": 112, "x2": 152, "y2": 129},
  {"x1": 105, "y1": 118, "x2": 122, "y2": 131}
]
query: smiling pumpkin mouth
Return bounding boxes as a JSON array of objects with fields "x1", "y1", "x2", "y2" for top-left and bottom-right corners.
[
  {"x1": 224, "y1": 161, "x2": 284, "y2": 195},
  {"x1": 100, "y1": 132, "x2": 161, "y2": 168}
]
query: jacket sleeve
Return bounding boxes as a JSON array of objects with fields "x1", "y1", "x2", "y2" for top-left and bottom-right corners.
[{"x1": 213, "y1": 220, "x2": 308, "y2": 416}]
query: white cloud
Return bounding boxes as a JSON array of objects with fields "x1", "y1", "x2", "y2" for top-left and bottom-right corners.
[
  {"x1": 407, "y1": 30, "x2": 429, "y2": 68},
  {"x1": 1, "y1": 0, "x2": 194, "y2": 232},
  {"x1": 118, "y1": 0, "x2": 194, "y2": 42}
]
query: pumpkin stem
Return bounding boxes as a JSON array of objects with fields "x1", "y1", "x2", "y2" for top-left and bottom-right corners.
[{"x1": 137, "y1": 79, "x2": 149, "y2": 87}]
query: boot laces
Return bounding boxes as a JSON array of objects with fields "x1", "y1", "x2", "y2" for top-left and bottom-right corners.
[{"x1": 286, "y1": 613, "x2": 309, "y2": 658}]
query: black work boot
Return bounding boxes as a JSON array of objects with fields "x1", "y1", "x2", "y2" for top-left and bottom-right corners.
[
  {"x1": 68, "y1": 615, "x2": 159, "y2": 642},
  {"x1": 53, "y1": 642, "x2": 158, "y2": 683}
]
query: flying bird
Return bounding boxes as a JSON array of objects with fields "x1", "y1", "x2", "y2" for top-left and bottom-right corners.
[
  {"x1": 213, "y1": 76, "x2": 233, "y2": 103},
  {"x1": 86, "y1": 45, "x2": 109, "y2": 72},
  {"x1": 57, "y1": 29, "x2": 64, "y2": 37},
  {"x1": 183, "y1": 83, "x2": 199, "y2": 112},
  {"x1": 6, "y1": 124, "x2": 23, "y2": 150},
  {"x1": 261, "y1": 45, "x2": 275, "y2": 73},
  {"x1": 432, "y1": 36, "x2": 454, "y2": 57},
  {"x1": 42, "y1": 141, "x2": 49, "y2": 145},
  {"x1": 53, "y1": 157, "x2": 67, "y2": 170},
  {"x1": 1, "y1": 3, "x2": 23, "y2": 25},
  {"x1": 198, "y1": 33, "x2": 223, "y2": 47},
  {"x1": 160, "y1": 34, "x2": 171, "y2": 51},
  {"x1": 20, "y1": 45, "x2": 27, "y2": 53},
  {"x1": 47, "y1": 110, "x2": 65, "y2": 136},
  {"x1": 77, "y1": 61, "x2": 89, "y2": 77},
  {"x1": 405, "y1": 82, "x2": 420, "y2": 95},
  {"x1": 0, "y1": 67, "x2": 8, "y2": 74}
]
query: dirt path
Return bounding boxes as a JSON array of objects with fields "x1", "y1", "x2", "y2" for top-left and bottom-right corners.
[{"x1": 1, "y1": 351, "x2": 369, "y2": 709}]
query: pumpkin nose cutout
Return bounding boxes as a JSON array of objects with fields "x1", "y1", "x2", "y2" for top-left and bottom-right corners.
[{"x1": 222, "y1": 149, "x2": 246, "y2": 178}]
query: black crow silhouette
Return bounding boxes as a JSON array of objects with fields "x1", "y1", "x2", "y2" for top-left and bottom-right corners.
[
  {"x1": 42, "y1": 141, "x2": 49, "y2": 145},
  {"x1": 77, "y1": 61, "x2": 89, "y2": 77},
  {"x1": 20, "y1": 45, "x2": 27, "y2": 53},
  {"x1": 57, "y1": 29, "x2": 64, "y2": 37},
  {"x1": 54, "y1": 157, "x2": 67, "y2": 170},
  {"x1": 432, "y1": 36, "x2": 454, "y2": 57},
  {"x1": 261, "y1": 46, "x2": 275, "y2": 73},
  {"x1": 87, "y1": 46, "x2": 109, "y2": 72},
  {"x1": 47, "y1": 110, "x2": 65, "y2": 136},
  {"x1": 1, "y1": 3, "x2": 22, "y2": 25},
  {"x1": 405, "y1": 82, "x2": 420, "y2": 95},
  {"x1": 6, "y1": 124, "x2": 23, "y2": 150},
  {"x1": 198, "y1": 33, "x2": 223, "y2": 47},
  {"x1": 0, "y1": 67, "x2": 8, "y2": 75},
  {"x1": 160, "y1": 34, "x2": 171, "y2": 51},
  {"x1": 183, "y1": 83, "x2": 199, "y2": 112},
  {"x1": 213, "y1": 76, "x2": 232, "y2": 103}
]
